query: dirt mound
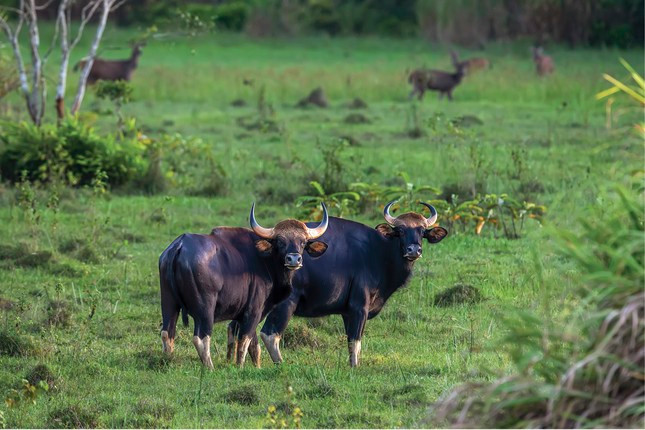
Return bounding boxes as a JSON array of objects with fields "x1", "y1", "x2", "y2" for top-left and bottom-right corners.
[
  {"x1": 344, "y1": 113, "x2": 370, "y2": 124},
  {"x1": 347, "y1": 97, "x2": 368, "y2": 109},
  {"x1": 433, "y1": 284, "x2": 482, "y2": 307},
  {"x1": 230, "y1": 98, "x2": 247, "y2": 107},
  {"x1": 296, "y1": 87, "x2": 328, "y2": 108}
]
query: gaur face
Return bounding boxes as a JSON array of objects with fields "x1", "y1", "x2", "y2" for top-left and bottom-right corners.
[
  {"x1": 250, "y1": 203, "x2": 329, "y2": 271},
  {"x1": 376, "y1": 201, "x2": 448, "y2": 262}
]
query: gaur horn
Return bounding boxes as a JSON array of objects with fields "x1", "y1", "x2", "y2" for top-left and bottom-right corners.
[
  {"x1": 419, "y1": 202, "x2": 438, "y2": 226},
  {"x1": 306, "y1": 203, "x2": 329, "y2": 239},
  {"x1": 250, "y1": 202, "x2": 275, "y2": 239},
  {"x1": 383, "y1": 200, "x2": 398, "y2": 225}
]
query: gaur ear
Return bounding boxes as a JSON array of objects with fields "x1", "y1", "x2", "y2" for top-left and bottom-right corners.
[
  {"x1": 305, "y1": 241, "x2": 328, "y2": 257},
  {"x1": 425, "y1": 227, "x2": 448, "y2": 243},
  {"x1": 255, "y1": 240, "x2": 273, "y2": 256},
  {"x1": 375, "y1": 223, "x2": 397, "y2": 237}
]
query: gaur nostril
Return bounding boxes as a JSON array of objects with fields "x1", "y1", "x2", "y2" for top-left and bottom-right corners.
[{"x1": 285, "y1": 254, "x2": 302, "y2": 266}]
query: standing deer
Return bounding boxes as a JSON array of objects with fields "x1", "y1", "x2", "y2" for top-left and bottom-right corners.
[
  {"x1": 408, "y1": 51, "x2": 466, "y2": 101},
  {"x1": 532, "y1": 46, "x2": 554, "y2": 76},
  {"x1": 74, "y1": 43, "x2": 143, "y2": 85}
]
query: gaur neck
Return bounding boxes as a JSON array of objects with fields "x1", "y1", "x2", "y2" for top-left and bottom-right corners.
[{"x1": 382, "y1": 240, "x2": 416, "y2": 300}]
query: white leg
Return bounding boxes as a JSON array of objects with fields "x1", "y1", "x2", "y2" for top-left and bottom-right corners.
[
  {"x1": 161, "y1": 330, "x2": 174, "y2": 355},
  {"x1": 349, "y1": 340, "x2": 362, "y2": 367},
  {"x1": 260, "y1": 332, "x2": 283, "y2": 364},
  {"x1": 193, "y1": 335, "x2": 214, "y2": 369},
  {"x1": 236, "y1": 335, "x2": 252, "y2": 367}
]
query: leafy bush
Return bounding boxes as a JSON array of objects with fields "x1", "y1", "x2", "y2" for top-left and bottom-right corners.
[
  {"x1": 431, "y1": 186, "x2": 644, "y2": 428},
  {"x1": 215, "y1": 1, "x2": 250, "y2": 31},
  {"x1": 0, "y1": 119, "x2": 146, "y2": 187},
  {"x1": 142, "y1": 132, "x2": 229, "y2": 196}
]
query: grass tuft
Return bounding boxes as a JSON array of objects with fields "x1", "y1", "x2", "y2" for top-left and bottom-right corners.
[
  {"x1": 48, "y1": 405, "x2": 99, "y2": 429},
  {"x1": 25, "y1": 363, "x2": 58, "y2": 391},
  {"x1": 344, "y1": 113, "x2": 371, "y2": 124},
  {"x1": 433, "y1": 284, "x2": 483, "y2": 307},
  {"x1": 226, "y1": 386, "x2": 260, "y2": 405},
  {"x1": 0, "y1": 330, "x2": 34, "y2": 357}
]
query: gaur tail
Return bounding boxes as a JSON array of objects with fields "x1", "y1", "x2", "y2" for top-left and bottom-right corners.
[{"x1": 164, "y1": 237, "x2": 189, "y2": 327}]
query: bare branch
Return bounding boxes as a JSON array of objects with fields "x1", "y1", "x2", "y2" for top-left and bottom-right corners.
[
  {"x1": 71, "y1": 0, "x2": 102, "y2": 48},
  {"x1": 111, "y1": 0, "x2": 128, "y2": 11},
  {"x1": 0, "y1": 5, "x2": 32, "y2": 120},
  {"x1": 72, "y1": 0, "x2": 115, "y2": 114},
  {"x1": 34, "y1": 0, "x2": 57, "y2": 11}
]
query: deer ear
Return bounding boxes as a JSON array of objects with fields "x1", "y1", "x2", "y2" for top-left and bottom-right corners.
[
  {"x1": 255, "y1": 240, "x2": 273, "y2": 256},
  {"x1": 425, "y1": 227, "x2": 448, "y2": 243},
  {"x1": 305, "y1": 241, "x2": 328, "y2": 257},
  {"x1": 376, "y1": 223, "x2": 397, "y2": 237}
]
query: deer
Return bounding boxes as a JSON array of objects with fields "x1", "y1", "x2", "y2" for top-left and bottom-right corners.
[
  {"x1": 455, "y1": 56, "x2": 490, "y2": 75},
  {"x1": 532, "y1": 46, "x2": 554, "y2": 76},
  {"x1": 408, "y1": 51, "x2": 466, "y2": 101},
  {"x1": 74, "y1": 43, "x2": 143, "y2": 85}
]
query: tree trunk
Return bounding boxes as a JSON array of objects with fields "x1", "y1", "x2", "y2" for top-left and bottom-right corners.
[
  {"x1": 26, "y1": 0, "x2": 44, "y2": 125},
  {"x1": 71, "y1": 0, "x2": 111, "y2": 115},
  {"x1": 56, "y1": 0, "x2": 71, "y2": 120}
]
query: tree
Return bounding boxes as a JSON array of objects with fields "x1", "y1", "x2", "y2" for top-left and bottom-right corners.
[{"x1": 0, "y1": 0, "x2": 126, "y2": 125}]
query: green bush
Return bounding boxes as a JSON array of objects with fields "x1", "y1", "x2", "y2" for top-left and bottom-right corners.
[
  {"x1": 0, "y1": 119, "x2": 146, "y2": 187},
  {"x1": 215, "y1": 1, "x2": 250, "y2": 31}
]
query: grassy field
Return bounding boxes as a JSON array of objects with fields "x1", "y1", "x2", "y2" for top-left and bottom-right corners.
[{"x1": 0, "y1": 26, "x2": 643, "y2": 428}]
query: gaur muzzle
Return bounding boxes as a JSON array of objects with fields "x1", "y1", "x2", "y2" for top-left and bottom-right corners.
[{"x1": 250, "y1": 202, "x2": 329, "y2": 270}]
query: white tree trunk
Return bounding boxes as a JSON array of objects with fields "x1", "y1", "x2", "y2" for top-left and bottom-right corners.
[
  {"x1": 71, "y1": 0, "x2": 112, "y2": 115},
  {"x1": 56, "y1": 0, "x2": 71, "y2": 119},
  {"x1": 26, "y1": 0, "x2": 44, "y2": 124}
]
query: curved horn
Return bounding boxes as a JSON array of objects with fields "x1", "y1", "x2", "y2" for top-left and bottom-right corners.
[
  {"x1": 419, "y1": 202, "x2": 438, "y2": 226},
  {"x1": 383, "y1": 200, "x2": 398, "y2": 225},
  {"x1": 306, "y1": 203, "x2": 328, "y2": 239},
  {"x1": 249, "y1": 202, "x2": 274, "y2": 239}
]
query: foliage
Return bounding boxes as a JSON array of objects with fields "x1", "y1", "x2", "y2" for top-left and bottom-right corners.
[
  {"x1": 428, "y1": 193, "x2": 545, "y2": 238},
  {"x1": 595, "y1": 58, "x2": 644, "y2": 134},
  {"x1": 215, "y1": 1, "x2": 250, "y2": 31},
  {"x1": 0, "y1": 48, "x2": 17, "y2": 101},
  {"x1": 0, "y1": 119, "x2": 146, "y2": 187},
  {"x1": 295, "y1": 181, "x2": 359, "y2": 218},
  {"x1": 265, "y1": 385, "x2": 304, "y2": 429},
  {"x1": 432, "y1": 187, "x2": 644, "y2": 428},
  {"x1": 95, "y1": 80, "x2": 134, "y2": 130},
  {"x1": 143, "y1": 132, "x2": 229, "y2": 196},
  {"x1": 4, "y1": 379, "x2": 48, "y2": 408}
]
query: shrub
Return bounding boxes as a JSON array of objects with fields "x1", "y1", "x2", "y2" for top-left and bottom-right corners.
[
  {"x1": 215, "y1": 1, "x2": 250, "y2": 31},
  {"x1": 0, "y1": 119, "x2": 146, "y2": 187}
]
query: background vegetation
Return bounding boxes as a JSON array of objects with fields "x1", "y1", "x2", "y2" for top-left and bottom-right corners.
[{"x1": 0, "y1": 7, "x2": 643, "y2": 429}]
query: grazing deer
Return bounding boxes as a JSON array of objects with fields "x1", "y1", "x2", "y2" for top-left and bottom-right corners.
[
  {"x1": 74, "y1": 43, "x2": 143, "y2": 85},
  {"x1": 532, "y1": 46, "x2": 554, "y2": 76},
  {"x1": 408, "y1": 51, "x2": 466, "y2": 101}
]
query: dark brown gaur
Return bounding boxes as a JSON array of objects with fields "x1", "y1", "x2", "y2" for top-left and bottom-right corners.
[
  {"x1": 408, "y1": 51, "x2": 466, "y2": 101},
  {"x1": 159, "y1": 203, "x2": 330, "y2": 368},
  {"x1": 532, "y1": 46, "x2": 554, "y2": 76},
  {"x1": 257, "y1": 200, "x2": 448, "y2": 367},
  {"x1": 74, "y1": 43, "x2": 143, "y2": 85}
]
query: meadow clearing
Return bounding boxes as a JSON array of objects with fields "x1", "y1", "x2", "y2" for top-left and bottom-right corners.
[{"x1": 0, "y1": 27, "x2": 643, "y2": 428}]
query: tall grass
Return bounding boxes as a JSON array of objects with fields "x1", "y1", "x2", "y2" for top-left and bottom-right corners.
[{"x1": 431, "y1": 185, "x2": 644, "y2": 428}]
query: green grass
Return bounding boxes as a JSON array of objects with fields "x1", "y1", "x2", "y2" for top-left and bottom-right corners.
[{"x1": 0, "y1": 27, "x2": 643, "y2": 428}]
